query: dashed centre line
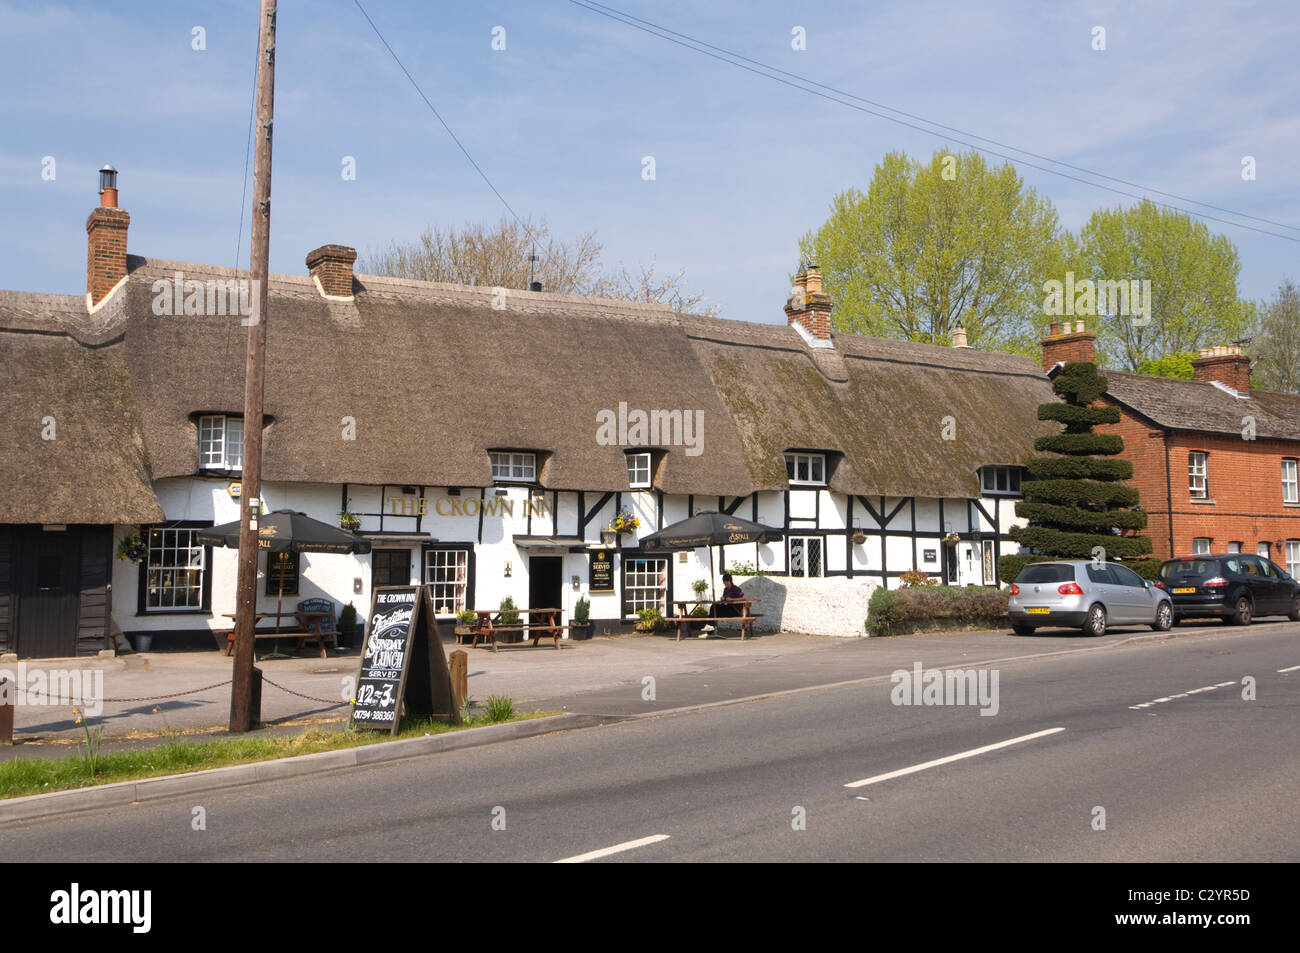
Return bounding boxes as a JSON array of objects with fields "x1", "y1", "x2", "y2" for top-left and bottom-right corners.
[
  {"x1": 1277, "y1": 664, "x2": 1300, "y2": 674},
  {"x1": 553, "y1": 834, "x2": 670, "y2": 863},
  {"x1": 844, "y1": 727, "x2": 1066, "y2": 789},
  {"x1": 1129, "y1": 680, "x2": 1237, "y2": 709}
]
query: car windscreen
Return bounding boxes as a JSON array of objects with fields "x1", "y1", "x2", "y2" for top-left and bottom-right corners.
[
  {"x1": 1159, "y1": 559, "x2": 1219, "y2": 582},
  {"x1": 1016, "y1": 564, "x2": 1075, "y2": 583}
]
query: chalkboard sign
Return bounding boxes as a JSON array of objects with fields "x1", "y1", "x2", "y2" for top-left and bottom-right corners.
[
  {"x1": 589, "y1": 550, "x2": 615, "y2": 593},
  {"x1": 350, "y1": 585, "x2": 459, "y2": 734}
]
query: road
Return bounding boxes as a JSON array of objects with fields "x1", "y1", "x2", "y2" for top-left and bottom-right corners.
[{"x1": 2, "y1": 623, "x2": 1296, "y2": 862}]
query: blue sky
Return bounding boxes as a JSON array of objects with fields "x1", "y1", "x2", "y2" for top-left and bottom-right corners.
[{"x1": 1, "y1": 0, "x2": 1297, "y2": 323}]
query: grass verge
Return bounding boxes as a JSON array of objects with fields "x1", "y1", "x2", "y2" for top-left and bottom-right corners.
[{"x1": 0, "y1": 709, "x2": 559, "y2": 801}]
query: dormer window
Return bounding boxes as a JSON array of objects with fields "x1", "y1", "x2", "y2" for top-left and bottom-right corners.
[
  {"x1": 785, "y1": 452, "x2": 826, "y2": 486},
  {"x1": 198, "y1": 415, "x2": 243, "y2": 471},
  {"x1": 979, "y1": 466, "x2": 1022, "y2": 496},
  {"x1": 490, "y1": 451, "x2": 536, "y2": 482},
  {"x1": 627, "y1": 451, "x2": 652, "y2": 489}
]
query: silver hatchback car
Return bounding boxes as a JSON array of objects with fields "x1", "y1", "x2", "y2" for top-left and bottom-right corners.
[{"x1": 1008, "y1": 560, "x2": 1174, "y2": 636}]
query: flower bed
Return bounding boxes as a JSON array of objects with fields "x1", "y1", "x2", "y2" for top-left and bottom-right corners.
[{"x1": 866, "y1": 585, "x2": 1010, "y2": 636}]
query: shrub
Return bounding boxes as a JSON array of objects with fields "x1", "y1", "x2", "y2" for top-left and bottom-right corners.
[
  {"x1": 498, "y1": 596, "x2": 520, "y2": 625},
  {"x1": 573, "y1": 597, "x2": 590, "y2": 624},
  {"x1": 898, "y1": 569, "x2": 937, "y2": 588},
  {"x1": 456, "y1": 609, "x2": 478, "y2": 626},
  {"x1": 635, "y1": 607, "x2": 667, "y2": 631},
  {"x1": 867, "y1": 585, "x2": 1009, "y2": 636}
]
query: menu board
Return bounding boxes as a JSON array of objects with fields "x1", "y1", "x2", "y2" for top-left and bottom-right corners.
[
  {"x1": 350, "y1": 585, "x2": 459, "y2": 734},
  {"x1": 589, "y1": 550, "x2": 615, "y2": 593}
]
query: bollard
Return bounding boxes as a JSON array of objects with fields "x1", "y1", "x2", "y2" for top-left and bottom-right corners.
[
  {"x1": 0, "y1": 677, "x2": 13, "y2": 746},
  {"x1": 449, "y1": 651, "x2": 468, "y2": 717},
  {"x1": 249, "y1": 666, "x2": 263, "y2": 730}
]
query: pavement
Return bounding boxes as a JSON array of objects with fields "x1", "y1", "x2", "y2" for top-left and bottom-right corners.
[{"x1": 2, "y1": 618, "x2": 1284, "y2": 761}]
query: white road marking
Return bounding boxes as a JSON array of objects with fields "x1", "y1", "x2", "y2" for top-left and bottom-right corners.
[
  {"x1": 844, "y1": 727, "x2": 1066, "y2": 789},
  {"x1": 1130, "y1": 680, "x2": 1238, "y2": 709},
  {"x1": 1278, "y1": 664, "x2": 1300, "y2": 674},
  {"x1": 553, "y1": 834, "x2": 670, "y2": 863}
]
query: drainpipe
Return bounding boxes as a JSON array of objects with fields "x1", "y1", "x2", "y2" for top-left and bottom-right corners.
[{"x1": 1163, "y1": 430, "x2": 1175, "y2": 558}]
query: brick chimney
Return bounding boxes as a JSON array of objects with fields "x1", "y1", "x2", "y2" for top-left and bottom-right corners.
[
  {"x1": 306, "y1": 244, "x2": 357, "y2": 298},
  {"x1": 86, "y1": 165, "x2": 130, "y2": 307},
  {"x1": 1192, "y1": 345, "x2": 1251, "y2": 394},
  {"x1": 785, "y1": 264, "x2": 833, "y2": 343},
  {"x1": 1041, "y1": 319, "x2": 1096, "y2": 371}
]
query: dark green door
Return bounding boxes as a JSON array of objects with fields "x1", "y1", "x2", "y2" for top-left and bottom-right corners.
[{"x1": 17, "y1": 529, "x2": 80, "y2": 659}]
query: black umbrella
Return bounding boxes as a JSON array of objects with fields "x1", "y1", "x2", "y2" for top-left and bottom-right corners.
[
  {"x1": 197, "y1": 509, "x2": 371, "y2": 631},
  {"x1": 640, "y1": 511, "x2": 782, "y2": 602}
]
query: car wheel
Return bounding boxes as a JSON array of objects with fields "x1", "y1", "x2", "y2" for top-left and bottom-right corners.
[
  {"x1": 1232, "y1": 596, "x2": 1253, "y2": 626},
  {"x1": 1150, "y1": 601, "x2": 1173, "y2": 632},
  {"x1": 1012, "y1": 623, "x2": 1034, "y2": 635},
  {"x1": 1289, "y1": 595, "x2": 1300, "y2": 623},
  {"x1": 1082, "y1": 603, "x2": 1107, "y2": 637}
]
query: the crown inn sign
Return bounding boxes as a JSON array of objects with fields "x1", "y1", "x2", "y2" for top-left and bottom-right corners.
[{"x1": 385, "y1": 494, "x2": 552, "y2": 518}]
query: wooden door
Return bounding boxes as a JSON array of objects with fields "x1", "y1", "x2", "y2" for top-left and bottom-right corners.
[{"x1": 16, "y1": 528, "x2": 80, "y2": 659}]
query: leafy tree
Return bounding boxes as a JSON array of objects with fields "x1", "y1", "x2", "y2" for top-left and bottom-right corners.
[
  {"x1": 1009, "y1": 362, "x2": 1151, "y2": 561},
  {"x1": 1249, "y1": 279, "x2": 1300, "y2": 393},
  {"x1": 1137, "y1": 350, "x2": 1196, "y2": 379},
  {"x1": 797, "y1": 149, "x2": 1066, "y2": 353},
  {"x1": 1071, "y1": 200, "x2": 1250, "y2": 369},
  {"x1": 362, "y1": 217, "x2": 717, "y2": 315}
]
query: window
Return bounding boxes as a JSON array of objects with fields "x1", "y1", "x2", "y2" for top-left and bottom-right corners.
[
  {"x1": 980, "y1": 466, "x2": 1023, "y2": 496},
  {"x1": 1086, "y1": 564, "x2": 1117, "y2": 585},
  {"x1": 198, "y1": 415, "x2": 243, "y2": 471},
  {"x1": 144, "y1": 527, "x2": 208, "y2": 611},
  {"x1": 489, "y1": 451, "x2": 535, "y2": 482},
  {"x1": 265, "y1": 551, "x2": 299, "y2": 596},
  {"x1": 1227, "y1": 542, "x2": 1242, "y2": 554},
  {"x1": 1287, "y1": 541, "x2": 1300, "y2": 578},
  {"x1": 623, "y1": 557, "x2": 667, "y2": 616},
  {"x1": 372, "y1": 549, "x2": 411, "y2": 588},
  {"x1": 626, "y1": 452, "x2": 652, "y2": 489},
  {"x1": 1110, "y1": 564, "x2": 1147, "y2": 588},
  {"x1": 785, "y1": 453, "x2": 826, "y2": 486},
  {"x1": 424, "y1": 547, "x2": 470, "y2": 615},
  {"x1": 1283, "y1": 459, "x2": 1299, "y2": 503},
  {"x1": 1257, "y1": 542, "x2": 1271, "y2": 559},
  {"x1": 1188, "y1": 452, "x2": 1208, "y2": 499},
  {"x1": 789, "y1": 536, "x2": 824, "y2": 577},
  {"x1": 1192, "y1": 537, "x2": 1212, "y2": 555}
]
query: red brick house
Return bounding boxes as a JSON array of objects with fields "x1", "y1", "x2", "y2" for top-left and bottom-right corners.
[{"x1": 1042, "y1": 322, "x2": 1300, "y2": 573}]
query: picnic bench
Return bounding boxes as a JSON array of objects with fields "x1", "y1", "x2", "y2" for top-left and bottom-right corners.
[
  {"x1": 470, "y1": 607, "x2": 568, "y2": 653},
  {"x1": 221, "y1": 607, "x2": 335, "y2": 659},
  {"x1": 672, "y1": 599, "x2": 763, "y2": 641}
]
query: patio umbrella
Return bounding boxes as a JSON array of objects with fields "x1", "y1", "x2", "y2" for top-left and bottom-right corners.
[
  {"x1": 640, "y1": 511, "x2": 783, "y2": 602},
  {"x1": 197, "y1": 509, "x2": 372, "y2": 631}
]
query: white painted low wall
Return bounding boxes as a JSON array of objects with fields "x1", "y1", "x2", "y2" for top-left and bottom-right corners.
[{"x1": 730, "y1": 575, "x2": 879, "y2": 638}]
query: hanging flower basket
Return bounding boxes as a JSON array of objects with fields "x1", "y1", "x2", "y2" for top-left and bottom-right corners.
[
  {"x1": 852, "y1": 530, "x2": 867, "y2": 545},
  {"x1": 611, "y1": 510, "x2": 640, "y2": 536},
  {"x1": 942, "y1": 533, "x2": 961, "y2": 546},
  {"x1": 116, "y1": 534, "x2": 147, "y2": 564}
]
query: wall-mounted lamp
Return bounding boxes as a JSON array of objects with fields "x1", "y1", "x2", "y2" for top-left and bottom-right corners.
[
  {"x1": 571, "y1": 575, "x2": 580, "y2": 591},
  {"x1": 354, "y1": 577, "x2": 363, "y2": 594},
  {"x1": 504, "y1": 561, "x2": 512, "y2": 578}
]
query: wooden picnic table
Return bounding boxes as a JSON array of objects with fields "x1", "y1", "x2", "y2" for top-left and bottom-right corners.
[
  {"x1": 222, "y1": 611, "x2": 330, "y2": 659},
  {"x1": 470, "y1": 607, "x2": 569, "y2": 653},
  {"x1": 672, "y1": 599, "x2": 762, "y2": 641}
]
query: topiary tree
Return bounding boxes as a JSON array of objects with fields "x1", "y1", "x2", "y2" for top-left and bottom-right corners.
[{"x1": 1008, "y1": 361, "x2": 1152, "y2": 565}]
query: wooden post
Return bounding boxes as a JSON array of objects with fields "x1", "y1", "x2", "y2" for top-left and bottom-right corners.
[
  {"x1": 0, "y1": 677, "x2": 13, "y2": 746},
  {"x1": 230, "y1": 0, "x2": 278, "y2": 733},
  {"x1": 449, "y1": 651, "x2": 468, "y2": 713}
]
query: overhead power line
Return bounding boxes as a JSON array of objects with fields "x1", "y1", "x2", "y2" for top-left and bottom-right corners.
[{"x1": 568, "y1": 0, "x2": 1300, "y2": 244}]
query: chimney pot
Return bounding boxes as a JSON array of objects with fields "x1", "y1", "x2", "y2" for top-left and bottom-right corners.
[
  {"x1": 1040, "y1": 321, "x2": 1096, "y2": 372},
  {"x1": 306, "y1": 244, "x2": 357, "y2": 298},
  {"x1": 804, "y1": 265, "x2": 823, "y2": 295},
  {"x1": 1192, "y1": 345, "x2": 1251, "y2": 393},
  {"x1": 951, "y1": 326, "x2": 970, "y2": 348}
]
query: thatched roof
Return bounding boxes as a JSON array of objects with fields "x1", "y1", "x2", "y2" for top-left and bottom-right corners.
[
  {"x1": 1101, "y1": 370, "x2": 1300, "y2": 441},
  {"x1": 4, "y1": 254, "x2": 1063, "y2": 511},
  {"x1": 0, "y1": 290, "x2": 163, "y2": 524}
]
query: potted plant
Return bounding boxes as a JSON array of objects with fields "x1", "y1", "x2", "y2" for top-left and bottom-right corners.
[
  {"x1": 498, "y1": 596, "x2": 520, "y2": 640},
  {"x1": 116, "y1": 534, "x2": 147, "y2": 564},
  {"x1": 570, "y1": 597, "x2": 592, "y2": 640},
  {"x1": 454, "y1": 609, "x2": 478, "y2": 642},
  {"x1": 339, "y1": 509, "x2": 361, "y2": 532},
  {"x1": 633, "y1": 607, "x2": 667, "y2": 633},
  {"x1": 338, "y1": 602, "x2": 358, "y2": 648}
]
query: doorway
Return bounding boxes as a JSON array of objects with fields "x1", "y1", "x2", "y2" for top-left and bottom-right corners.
[
  {"x1": 528, "y1": 556, "x2": 563, "y2": 613},
  {"x1": 16, "y1": 528, "x2": 80, "y2": 659}
]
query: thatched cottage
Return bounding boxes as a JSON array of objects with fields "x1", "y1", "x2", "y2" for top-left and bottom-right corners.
[{"x1": 1, "y1": 174, "x2": 1063, "y2": 658}]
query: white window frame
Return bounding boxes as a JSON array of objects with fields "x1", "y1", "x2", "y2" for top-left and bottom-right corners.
[
  {"x1": 626, "y1": 452, "x2": 652, "y2": 489},
  {"x1": 424, "y1": 547, "x2": 470, "y2": 616},
  {"x1": 1287, "y1": 540, "x2": 1300, "y2": 578},
  {"x1": 489, "y1": 451, "x2": 536, "y2": 482},
  {"x1": 623, "y1": 557, "x2": 667, "y2": 616},
  {"x1": 1227, "y1": 542, "x2": 1242, "y2": 554},
  {"x1": 1192, "y1": 537, "x2": 1212, "y2": 555},
  {"x1": 1283, "y1": 459, "x2": 1298, "y2": 504},
  {"x1": 198, "y1": 415, "x2": 243, "y2": 471},
  {"x1": 144, "y1": 527, "x2": 207, "y2": 612},
  {"x1": 788, "y1": 535, "x2": 825, "y2": 578},
  {"x1": 980, "y1": 466, "x2": 1023, "y2": 496},
  {"x1": 1188, "y1": 451, "x2": 1209, "y2": 499},
  {"x1": 785, "y1": 453, "x2": 826, "y2": 486},
  {"x1": 1257, "y1": 542, "x2": 1271, "y2": 559}
]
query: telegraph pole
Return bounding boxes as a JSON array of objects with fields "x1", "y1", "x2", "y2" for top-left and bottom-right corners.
[{"x1": 230, "y1": 0, "x2": 277, "y2": 733}]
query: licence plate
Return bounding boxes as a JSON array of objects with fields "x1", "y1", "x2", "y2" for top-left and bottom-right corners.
[
  {"x1": 1026, "y1": 607, "x2": 1050, "y2": 615},
  {"x1": 1172, "y1": 587, "x2": 1196, "y2": 594}
]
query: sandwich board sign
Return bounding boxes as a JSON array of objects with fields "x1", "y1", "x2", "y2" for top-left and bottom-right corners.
[{"x1": 350, "y1": 585, "x2": 459, "y2": 734}]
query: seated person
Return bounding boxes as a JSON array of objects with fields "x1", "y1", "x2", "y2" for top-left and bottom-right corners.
[{"x1": 710, "y1": 574, "x2": 746, "y2": 618}]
